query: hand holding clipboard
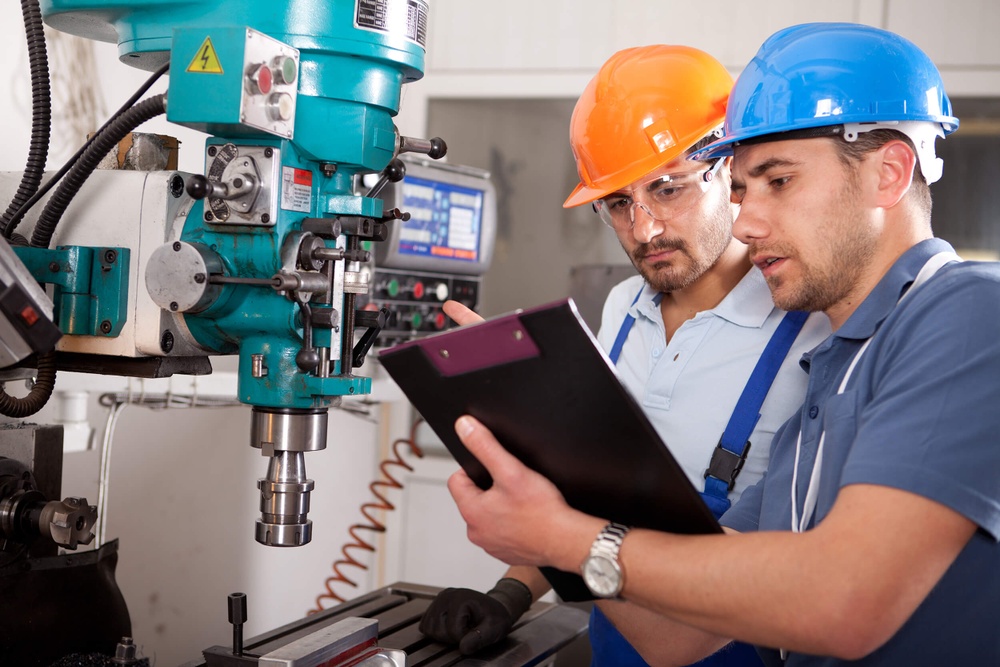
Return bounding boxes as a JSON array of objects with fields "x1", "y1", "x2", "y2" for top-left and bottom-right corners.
[{"x1": 378, "y1": 298, "x2": 720, "y2": 601}]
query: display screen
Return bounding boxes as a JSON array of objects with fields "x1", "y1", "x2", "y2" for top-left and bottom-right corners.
[{"x1": 397, "y1": 176, "x2": 483, "y2": 262}]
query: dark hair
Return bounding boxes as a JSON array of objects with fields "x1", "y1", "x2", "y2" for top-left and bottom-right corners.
[
  {"x1": 686, "y1": 131, "x2": 723, "y2": 164},
  {"x1": 831, "y1": 129, "x2": 933, "y2": 217}
]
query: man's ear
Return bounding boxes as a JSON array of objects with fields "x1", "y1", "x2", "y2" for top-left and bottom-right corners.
[{"x1": 873, "y1": 140, "x2": 917, "y2": 209}]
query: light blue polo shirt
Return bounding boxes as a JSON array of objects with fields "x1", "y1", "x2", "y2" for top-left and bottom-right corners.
[
  {"x1": 722, "y1": 238, "x2": 1000, "y2": 665},
  {"x1": 597, "y1": 269, "x2": 830, "y2": 499}
]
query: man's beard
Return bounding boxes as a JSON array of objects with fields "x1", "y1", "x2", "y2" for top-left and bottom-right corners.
[{"x1": 628, "y1": 201, "x2": 733, "y2": 294}]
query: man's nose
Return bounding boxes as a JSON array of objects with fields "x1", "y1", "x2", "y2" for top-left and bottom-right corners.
[
  {"x1": 630, "y1": 203, "x2": 665, "y2": 244},
  {"x1": 731, "y1": 200, "x2": 766, "y2": 244}
]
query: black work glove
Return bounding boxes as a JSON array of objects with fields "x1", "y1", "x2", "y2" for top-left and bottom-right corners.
[{"x1": 419, "y1": 578, "x2": 534, "y2": 655}]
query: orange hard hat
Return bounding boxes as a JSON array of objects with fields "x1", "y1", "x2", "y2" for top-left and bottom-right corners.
[{"x1": 563, "y1": 45, "x2": 733, "y2": 208}]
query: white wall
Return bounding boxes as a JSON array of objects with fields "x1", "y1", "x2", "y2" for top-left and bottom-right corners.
[{"x1": 395, "y1": 0, "x2": 1000, "y2": 138}]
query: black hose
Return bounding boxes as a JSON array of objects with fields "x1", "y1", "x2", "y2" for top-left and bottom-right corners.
[
  {"x1": 0, "y1": 0, "x2": 51, "y2": 237},
  {"x1": 0, "y1": 351, "x2": 57, "y2": 418},
  {"x1": 31, "y1": 93, "x2": 167, "y2": 248},
  {"x1": 3, "y1": 60, "x2": 169, "y2": 239}
]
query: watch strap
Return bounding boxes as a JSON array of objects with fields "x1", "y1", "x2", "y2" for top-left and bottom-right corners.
[{"x1": 590, "y1": 522, "x2": 630, "y2": 559}]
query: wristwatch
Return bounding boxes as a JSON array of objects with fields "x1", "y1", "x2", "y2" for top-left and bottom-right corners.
[{"x1": 581, "y1": 522, "x2": 630, "y2": 599}]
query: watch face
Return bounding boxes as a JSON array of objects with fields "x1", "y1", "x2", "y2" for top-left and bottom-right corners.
[{"x1": 583, "y1": 554, "x2": 622, "y2": 598}]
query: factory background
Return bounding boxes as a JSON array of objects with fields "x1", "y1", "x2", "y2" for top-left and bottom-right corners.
[{"x1": 0, "y1": 1, "x2": 997, "y2": 665}]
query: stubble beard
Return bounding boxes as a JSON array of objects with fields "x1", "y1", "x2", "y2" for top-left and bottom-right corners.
[
  {"x1": 763, "y1": 192, "x2": 878, "y2": 314},
  {"x1": 628, "y1": 195, "x2": 734, "y2": 294}
]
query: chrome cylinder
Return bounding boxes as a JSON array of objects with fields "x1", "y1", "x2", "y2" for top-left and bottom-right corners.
[{"x1": 250, "y1": 408, "x2": 327, "y2": 547}]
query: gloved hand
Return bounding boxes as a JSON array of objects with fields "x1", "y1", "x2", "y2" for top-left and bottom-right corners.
[{"x1": 419, "y1": 578, "x2": 533, "y2": 655}]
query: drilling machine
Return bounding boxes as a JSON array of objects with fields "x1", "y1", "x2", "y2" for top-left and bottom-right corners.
[{"x1": 0, "y1": 0, "x2": 440, "y2": 662}]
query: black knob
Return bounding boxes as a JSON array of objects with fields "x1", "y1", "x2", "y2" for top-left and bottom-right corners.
[
  {"x1": 186, "y1": 175, "x2": 211, "y2": 200},
  {"x1": 384, "y1": 158, "x2": 406, "y2": 183},
  {"x1": 427, "y1": 137, "x2": 448, "y2": 160},
  {"x1": 296, "y1": 347, "x2": 321, "y2": 372}
]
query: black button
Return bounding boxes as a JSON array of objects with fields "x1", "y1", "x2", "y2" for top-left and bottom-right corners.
[{"x1": 808, "y1": 405, "x2": 819, "y2": 419}]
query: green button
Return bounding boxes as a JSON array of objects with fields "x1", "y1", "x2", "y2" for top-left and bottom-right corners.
[
  {"x1": 281, "y1": 56, "x2": 297, "y2": 85},
  {"x1": 387, "y1": 279, "x2": 399, "y2": 297},
  {"x1": 410, "y1": 312, "x2": 422, "y2": 328}
]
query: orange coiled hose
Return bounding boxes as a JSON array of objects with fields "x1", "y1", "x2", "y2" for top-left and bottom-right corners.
[{"x1": 310, "y1": 418, "x2": 425, "y2": 613}]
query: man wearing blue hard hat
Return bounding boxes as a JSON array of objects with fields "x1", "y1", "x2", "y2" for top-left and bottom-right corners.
[{"x1": 442, "y1": 22, "x2": 1000, "y2": 665}]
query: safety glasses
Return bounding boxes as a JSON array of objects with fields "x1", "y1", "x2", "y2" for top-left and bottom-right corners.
[{"x1": 593, "y1": 158, "x2": 725, "y2": 231}]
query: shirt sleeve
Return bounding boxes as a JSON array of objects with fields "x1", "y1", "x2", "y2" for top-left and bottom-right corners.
[{"x1": 840, "y1": 266, "x2": 1000, "y2": 540}]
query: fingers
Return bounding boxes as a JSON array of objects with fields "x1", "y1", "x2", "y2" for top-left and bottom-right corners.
[{"x1": 443, "y1": 300, "x2": 484, "y2": 326}]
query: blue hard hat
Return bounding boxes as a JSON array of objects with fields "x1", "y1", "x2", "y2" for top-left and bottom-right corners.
[{"x1": 692, "y1": 22, "x2": 959, "y2": 162}]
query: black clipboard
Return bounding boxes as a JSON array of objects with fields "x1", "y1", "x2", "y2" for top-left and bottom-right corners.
[{"x1": 377, "y1": 298, "x2": 721, "y2": 601}]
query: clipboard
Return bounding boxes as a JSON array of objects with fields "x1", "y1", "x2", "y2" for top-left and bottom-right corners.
[{"x1": 377, "y1": 298, "x2": 721, "y2": 601}]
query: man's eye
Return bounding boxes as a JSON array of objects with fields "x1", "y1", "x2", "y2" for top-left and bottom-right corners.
[
  {"x1": 651, "y1": 185, "x2": 683, "y2": 200},
  {"x1": 605, "y1": 197, "x2": 630, "y2": 211},
  {"x1": 770, "y1": 176, "x2": 791, "y2": 189}
]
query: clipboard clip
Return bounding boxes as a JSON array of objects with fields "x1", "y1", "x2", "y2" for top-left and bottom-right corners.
[{"x1": 423, "y1": 315, "x2": 541, "y2": 377}]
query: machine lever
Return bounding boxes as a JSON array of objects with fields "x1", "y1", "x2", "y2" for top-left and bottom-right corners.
[
  {"x1": 397, "y1": 135, "x2": 448, "y2": 160},
  {"x1": 352, "y1": 306, "x2": 389, "y2": 368},
  {"x1": 185, "y1": 174, "x2": 255, "y2": 201},
  {"x1": 380, "y1": 207, "x2": 411, "y2": 222},
  {"x1": 364, "y1": 158, "x2": 406, "y2": 199}
]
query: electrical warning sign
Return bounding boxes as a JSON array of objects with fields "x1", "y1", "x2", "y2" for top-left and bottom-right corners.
[{"x1": 187, "y1": 37, "x2": 224, "y2": 74}]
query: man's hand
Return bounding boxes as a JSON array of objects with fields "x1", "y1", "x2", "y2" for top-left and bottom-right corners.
[
  {"x1": 419, "y1": 578, "x2": 533, "y2": 654},
  {"x1": 448, "y1": 415, "x2": 602, "y2": 571},
  {"x1": 443, "y1": 300, "x2": 484, "y2": 326}
]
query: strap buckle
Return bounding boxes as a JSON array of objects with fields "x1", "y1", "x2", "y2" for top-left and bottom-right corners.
[{"x1": 704, "y1": 441, "x2": 751, "y2": 492}]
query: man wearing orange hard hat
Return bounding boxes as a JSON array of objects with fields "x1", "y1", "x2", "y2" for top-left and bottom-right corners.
[{"x1": 420, "y1": 45, "x2": 829, "y2": 666}]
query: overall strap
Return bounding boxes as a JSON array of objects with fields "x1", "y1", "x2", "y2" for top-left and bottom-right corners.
[
  {"x1": 608, "y1": 286, "x2": 662, "y2": 364},
  {"x1": 702, "y1": 310, "x2": 810, "y2": 507}
]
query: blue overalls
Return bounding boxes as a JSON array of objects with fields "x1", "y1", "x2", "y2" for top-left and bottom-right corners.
[{"x1": 590, "y1": 288, "x2": 808, "y2": 667}]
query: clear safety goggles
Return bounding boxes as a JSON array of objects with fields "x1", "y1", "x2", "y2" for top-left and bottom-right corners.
[{"x1": 593, "y1": 158, "x2": 725, "y2": 231}]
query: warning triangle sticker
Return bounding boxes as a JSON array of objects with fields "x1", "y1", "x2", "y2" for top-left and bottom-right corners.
[{"x1": 187, "y1": 37, "x2": 224, "y2": 74}]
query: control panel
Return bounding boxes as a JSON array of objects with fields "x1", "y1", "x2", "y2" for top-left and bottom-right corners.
[
  {"x1": 363, "y1": 155, "x2": 495, "y2": 348},
  {"x1": 361, "y1": 268, "x2": 480, "y2": 347}
]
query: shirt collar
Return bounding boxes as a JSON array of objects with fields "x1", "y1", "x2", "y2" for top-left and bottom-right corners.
[
  {"x1": 834, "y1": 238, "x2": 956, "y2": 341},
  {"x1": 632, "y1": 267, "x2": 775, "y2": 329}
]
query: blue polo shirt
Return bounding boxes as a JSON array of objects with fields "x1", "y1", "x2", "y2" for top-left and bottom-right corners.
[{"x1": 722, "y1": 238, "x2": 1000, "y2": 665}]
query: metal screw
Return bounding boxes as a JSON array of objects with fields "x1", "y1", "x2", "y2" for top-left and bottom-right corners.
[
  {"x1": 207, "y1": 146, "x2": 217, "y2": 157},
  {"x1": 48, "y1": 262, "x2": 60, "y2": 273},
  {"x1": 169, "y1": 302, "x2": 179, "y2": 312},
  {"x1": 321, "y1": 163, "x2": 337, "y2": 177},
  {"x1": 260, "y1": 213, "x2": 271, "y2": 224},
  {"x1": 100, "y1": 320, "x2": 112, "y2": 334},
  {"x1": 264, "y1": 147, "x2": 273, "y2": 158},
  {"x1": 513, "y1": 330, "x2": 524, "y2": 341},
  {"x1": 172, "y1": 242, "x2": 182, "y2": 251},
  {"x1": 205, "y1": 211, "x2": 215, "y2": 222},
  {"x1": 103, "y1": 249, "x2": 117, "y2": 264},
  {"x1": 194, "y1": 273, "x2": 206, "y2": 284},
  {"x1": 160, "y1": 330, "x2": 174, "y2": 353},
  {"x1": 439, "y1": 349, "x2": 450, "y2": 358},
  {"x1": 233, "y1": 177, "x2": 244, "y2": 189}
]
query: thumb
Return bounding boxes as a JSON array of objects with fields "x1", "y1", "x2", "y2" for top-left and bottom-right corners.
[{"x1": 455, "y1": 415, "x2": 521, "y2": 483}]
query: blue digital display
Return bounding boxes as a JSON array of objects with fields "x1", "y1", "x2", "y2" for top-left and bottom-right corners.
[{"x1": 398, "y1": 176, "x2": 483, "y2": 262}]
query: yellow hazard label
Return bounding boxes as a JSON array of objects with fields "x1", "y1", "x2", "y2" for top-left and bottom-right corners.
[{"x1": 187, "y1": 37, "x2": 224, "y2": 74}]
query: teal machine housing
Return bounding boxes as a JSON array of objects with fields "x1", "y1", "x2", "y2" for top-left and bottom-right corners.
[{"x1": 39, "y1": 0, "x2": 443, "y2": 546}]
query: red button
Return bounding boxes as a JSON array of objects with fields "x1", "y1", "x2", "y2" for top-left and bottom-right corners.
[
  {"x1": 20, "y1": 305, "x2": 39, "y2": 326},
  {"x1": 254, "y1": 64, "x2": 273, "y2": 95},
  {"x1": 413, "y1": 281, "x2": 425, "y2": 299},
  {"x1": 434, "y1": 312, "x2": 446, "y2": 329}
]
